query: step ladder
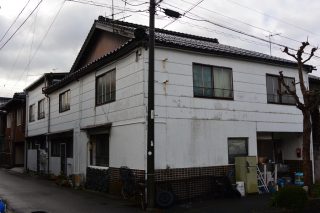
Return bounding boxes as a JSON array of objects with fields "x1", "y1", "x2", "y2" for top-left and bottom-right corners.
[{"x1": 257, "y1": 166, "x2": 269, "y2": 193}]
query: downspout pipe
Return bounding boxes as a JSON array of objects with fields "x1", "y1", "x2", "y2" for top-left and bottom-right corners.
[
  {"x1": 25, "y1": 93, "x2": 28, "y2": 172},
  {"x1": 44, "y1": 77, "x2": 51, "y2": 175}
]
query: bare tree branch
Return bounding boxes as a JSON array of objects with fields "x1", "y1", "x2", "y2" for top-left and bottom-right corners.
[
  {"x1": 303, "y1": 47, "x2": 318, "y2": 64},
  {"x1": 279, "y1": 71, "x2": 304, "y2": 110},
  {"x1": 283, "y1": 46, "x2": 297, "y2": 60}
]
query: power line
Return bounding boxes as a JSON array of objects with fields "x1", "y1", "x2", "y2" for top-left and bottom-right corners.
[
  {"x1": 161, "y1": 2, "x2": 320, "y2": 60},
  {"x1": 8, "y1": 0, "x2": 66, "y2": 92},
  {"x1": 0, "y1": 0, "x2": 44, "y2": 50},
  {"x1": 225, "y1": 0, "x2": 320, "y2": 38},
  {"x1": 0, "y1": 0, "x2": 31, "y2": 44},
  {"x1": 162, "y1": 0, "x2": 204, "y2": 29},
  {"x1": 185, "y1": 14, "x2": 320, "y2": 60},
  {"x1": 174, "y1": 0, "x2": 304, "y2": 46},
  {"x1": 25, "y1": 0, "x2": 66, "y2": 71},
  {"x1": 177, "y1": 19, "x2": 269, "y2": 48},
  {"x1": 119, "y1": 0, "x2": 148, "y2": 7},
  {"x1": 66, "y1": 0, "x2": 148, "y2": 13}
]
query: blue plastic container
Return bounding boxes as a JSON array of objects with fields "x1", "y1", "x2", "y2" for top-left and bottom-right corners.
[
  {"x1": 294, "y1": 172, "x2": 304, "y2": 186},
  {"x1": 0, "y1": 199, "x2": 6, "y2": 213}
]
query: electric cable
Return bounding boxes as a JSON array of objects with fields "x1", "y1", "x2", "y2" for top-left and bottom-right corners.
[
  {"x1": 0, "y1": 0, "x2": 31, "y2": 44},
  {"x1": 0, "y1": 0, "x2": 44, "y2": 50}
]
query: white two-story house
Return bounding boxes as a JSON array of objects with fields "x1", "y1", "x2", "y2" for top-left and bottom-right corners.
[
  {"x1": 25, "y1": 16, "x2": 315, "y2": 199},
  {"x1": 25, "y1": 73, "x2": 68, "y2": 174}
]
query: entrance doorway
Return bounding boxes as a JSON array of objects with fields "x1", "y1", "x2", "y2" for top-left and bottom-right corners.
[{"x1": 60, "y1": 143, "x2": 67, "y2": 175}]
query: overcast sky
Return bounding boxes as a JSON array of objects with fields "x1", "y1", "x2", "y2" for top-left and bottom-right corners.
[{"x1": 1, "y1": 0, "x2": 320, "y2": 97}]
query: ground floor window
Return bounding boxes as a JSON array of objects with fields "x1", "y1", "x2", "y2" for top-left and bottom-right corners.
[
  {"x1": 90, "y1": 134, "x2": 109, "y2": 167},
  {"x1": 51, "y1": 138, "x2": 73, "y2": 158},
  {"x1": 228, "y1": 138, "x2": 248, "y2": 164},
  {"x1": 28, "y1": 138, "x2": 46, "y2": 150}
]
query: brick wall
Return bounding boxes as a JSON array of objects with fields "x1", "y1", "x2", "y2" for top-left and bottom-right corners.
[{"x1": 104, "y1": 165, "x2": 235, "y2": 201}]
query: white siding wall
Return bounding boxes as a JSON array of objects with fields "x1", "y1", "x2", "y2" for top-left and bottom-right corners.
[
  {"x1": 152, "y1": 48, "x2": 306, "y2": 169},
  {"x1": 26, "y1": 82, "x2": 48, "y2": 136},
  {"x1": 48, "y1": 49, "x2": 147, "y2": 174},
  {"x1": 27, "y1": 150, "x2": 37, "y2": 171}
]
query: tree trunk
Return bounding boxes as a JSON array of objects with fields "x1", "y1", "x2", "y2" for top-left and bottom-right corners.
[
  {"x1": 303, "y1": 110, "x2": 312, "y2": 186},
  {"x1": 311, "y1": 107, "x2": 320, "y2": 182}
]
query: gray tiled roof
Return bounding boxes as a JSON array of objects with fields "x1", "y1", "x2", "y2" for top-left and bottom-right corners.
[
  {"x1": 97, "y1": 16, "x2": 305, "y2": 68},
  {"x1": 155, "y1": 31, "x2": 297, "y2": 66},
  {"x1": 45, "y1": 17, "x2": 314, "y2": 94}
]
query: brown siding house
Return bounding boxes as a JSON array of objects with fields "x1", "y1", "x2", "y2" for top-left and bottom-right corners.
[{"x1": 0, "y1": 92, "x2": 26, "y2": 168}]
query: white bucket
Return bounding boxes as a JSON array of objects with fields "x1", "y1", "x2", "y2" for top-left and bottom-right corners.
[{"x1": 236, "y1": 181, "x2": 245, "y2": 197}]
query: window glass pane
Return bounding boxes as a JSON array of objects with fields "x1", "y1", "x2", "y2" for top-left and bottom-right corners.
[
  {"x1": 17, "y1": 109, "x2": 22, "y2": 125},
  {"x1": 59, "y1": 91, "x2": 70, "y2": 112},
  {"x1": 267, "y1": 75, "x2": 279, "y2": 103},
  {"x1": 111, "y1": 70, "x2": 116, "y2": 101},
  {"x1": 95, "y1": 134, "x2": 109, "y2": 167},
  {"x1": 97, "y1": 77, "x2": 103, "y2": 104},
  {"x1": 96, "y1": 70, "x2": 116, "y2": 105},
  {"x1": 202, "y1": 66, "x2": 213, "y2": 97},
  {"x1": 29, "y1": 105, "x2": 35, "y2": 122},
  {"x1": 281, "y1": 77, "x2": 295, "y2": 104},
  {"x1": 228, "y1": 138, "x2": 248, "y2": 164},
  {"x1": 38, "y1": 99, "x2": 45, "y2": 119},
  {"x1": 7, "y1": 113, "x2": 11, "y2": 128},
  {"x1": 106, "y1": 72, "x2": 111, "y2": 102},
  {"x1": 193, "y1": 64, "x2": 203, "y2": 96},
  {"x1": 214, "y1": 67, "x2": 232, "y2": 98}
]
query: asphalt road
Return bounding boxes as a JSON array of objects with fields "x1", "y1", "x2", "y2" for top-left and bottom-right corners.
[{"x1": 0, "y1": 169, "x2": 142, "y2": 213}]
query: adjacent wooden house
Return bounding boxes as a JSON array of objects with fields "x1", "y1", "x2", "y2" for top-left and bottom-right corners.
[{"x1": 0, "y1": 93, "x2": 26, "y2": 168}]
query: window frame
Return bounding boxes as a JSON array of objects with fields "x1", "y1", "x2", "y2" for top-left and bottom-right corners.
[
  {"x1": 193, "y1": 63, "x2": 234, "y2": 100},
  {"x1": 7, "y1": 113, "x2": 12, "y2": 128},
  {"x1": 228, "y1": 137, "x2": 248, "y2": 164},
  {"x1": 29, "y1": 104, "x2": 35, "y2": 122},
  {"x1": 95, "y1": 69, "x2": 116, "y2": 106},
  {"x1": 16, "y1": 108, "x2": 22, "y2": 126},
  {"x1": 59, "y1": 90, "x2": 70, "y2": 113},
  {"x1": 51, "y1": 139, "x2": 73, "y2": 158},
  {"x1": 38, "y1": 99, "x2": 45, "y2": 120},
  {"x1": 266, "y1": 74, "x2": 296, "y2": 105},
  {"x1": 89, "y1": 134, "x2": 109, "y2": 167}
]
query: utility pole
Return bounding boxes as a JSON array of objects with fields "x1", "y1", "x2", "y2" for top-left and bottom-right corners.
[
  {"x1": 111, "y1": 0, "x2": 114, "y2": 20},
  {"x1": 147, "y1": 0, "x2": 156, "y2": 208}
]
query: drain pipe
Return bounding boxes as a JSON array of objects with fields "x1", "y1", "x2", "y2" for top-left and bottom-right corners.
[
  {"x1": 25, "y1": 93, "x2": 29, "y2": 172},
  {"x1": 44, "y1": 77, "x2": 51, "y2": 175}
]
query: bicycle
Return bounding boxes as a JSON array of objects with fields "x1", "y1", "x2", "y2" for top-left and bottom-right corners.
[{"x1": 120, "y1": 167, "x2": 146, "y2": 210}]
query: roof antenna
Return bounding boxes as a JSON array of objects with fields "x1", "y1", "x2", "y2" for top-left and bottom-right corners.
[{"x1": 111, "y1": 0, "x2": 115, "y2": 32}]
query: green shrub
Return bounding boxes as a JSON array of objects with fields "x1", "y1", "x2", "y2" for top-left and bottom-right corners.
[
  {"x1": 310, "y1": 184, "x2": 320, "y2": 198},
  {"x1": 271, "y1": 185, "x2": 308, "y2": 211}
]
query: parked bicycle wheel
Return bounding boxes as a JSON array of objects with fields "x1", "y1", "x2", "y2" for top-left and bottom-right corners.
[{"x1": 156, "y1": 190, "x2": 175, "y2": 208}]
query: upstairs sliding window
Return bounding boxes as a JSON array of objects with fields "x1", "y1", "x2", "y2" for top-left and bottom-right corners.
[
  {"x1": 96, "y1": 69, "x2": 116, "y2": 106},
  {"x1": 59, "y1": 90, "x2": 70, "y2": 113},
  {"x1": 29, "y1": 104, "x2": 35, "y2": 122},
  {"x1": 266, "y1": 74, "x2": 295, "y2": 105},
  {"x1": 38, "y1": 99, "x2": 45, "y2": 119},
  {"x1": 193, "y1": 63, "x2": 233, "y2": 99}
]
